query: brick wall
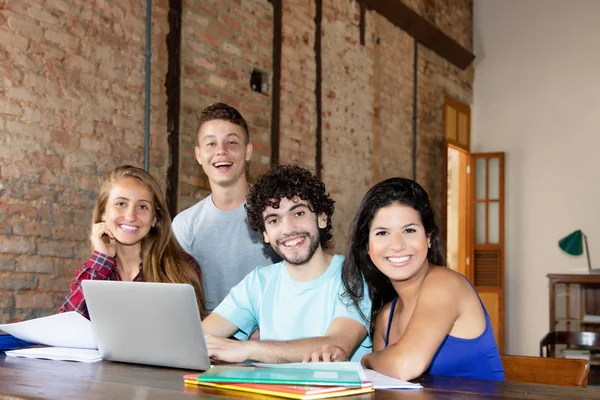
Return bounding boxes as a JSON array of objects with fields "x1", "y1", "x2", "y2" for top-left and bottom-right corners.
[
  {"x1": 0, "y1": 0, "x2": 169, "y2": 322},
  {"x1": 177, "y1": 0, "x2": 273, "y2": 211},
  {"x1": 278, "y1": 0, "x2": 317, "y2": 168},
  {"x1": 0, "y1": 0, "x2": 473, "y2": 322},
  {"x1": 276, "y1": 0, "x2": 473, "y2": 252}
]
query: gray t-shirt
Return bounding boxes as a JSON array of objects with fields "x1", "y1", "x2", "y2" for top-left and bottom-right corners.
[{"x1": 172, "y1": 195, "x2": 280, "y2": 311}]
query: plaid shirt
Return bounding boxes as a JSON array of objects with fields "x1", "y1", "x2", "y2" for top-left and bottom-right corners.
[{"x1": 58, "y1": 250, "x2": 202, "y2": 319}]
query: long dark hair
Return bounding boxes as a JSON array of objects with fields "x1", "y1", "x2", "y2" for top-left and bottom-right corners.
[{"x1": 342, "y1": 177, "x2": 446, "y2": 335}]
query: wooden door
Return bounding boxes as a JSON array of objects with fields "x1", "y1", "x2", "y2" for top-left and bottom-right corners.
[
  {"x1": 446, "y1": 145, "x2": 469, "y2": 276},
  {"x1": 443, "y1": 97, "x2": 471, "y2": 276},
  {"x1": 468, "y1": 152, "x2": 505, "y2": 353},
  {"x1": 444, "y1": 97, "x2": 470, "y2": 152}
]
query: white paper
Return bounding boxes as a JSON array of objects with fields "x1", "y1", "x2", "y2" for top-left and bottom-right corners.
[
  {"x1": 0, "y1": 312, "x2": 96, "y2": 349},
  {"x1": 363, "y1": 369, "x2": 422, "y2": 389},
  {"x1": 6, "y1": 347, "x2": 101, "y2": 363}
]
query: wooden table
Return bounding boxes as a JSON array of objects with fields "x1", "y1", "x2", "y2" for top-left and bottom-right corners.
[{"x1": 1, "y1": 355, "x2": 599, "y2": 399}]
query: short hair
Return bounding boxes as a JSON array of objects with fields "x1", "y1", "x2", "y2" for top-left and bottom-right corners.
[
  {"x1": 197, "y1": 102, "x2": 249, "y2": 143},
  {"x1": 245, "y1": 164, "x2": 335, "y2": 248}
]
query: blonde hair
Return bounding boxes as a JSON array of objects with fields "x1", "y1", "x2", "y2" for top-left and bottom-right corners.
[{"x1": 93, "y1": 165, "x2": 206, "y2": 317}]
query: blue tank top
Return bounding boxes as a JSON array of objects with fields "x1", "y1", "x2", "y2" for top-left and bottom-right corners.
[{"x1": 384, "y1": 279, "x2": 505, "y2": 381}]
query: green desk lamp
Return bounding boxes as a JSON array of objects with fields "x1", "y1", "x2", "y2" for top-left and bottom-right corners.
[{"x1": 559, "y1": 230, "x2": 596, "y2": 272}]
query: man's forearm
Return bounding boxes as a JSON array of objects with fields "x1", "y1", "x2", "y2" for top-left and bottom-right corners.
[{"x1": 244, "y1": 336, "x2": 345, "y2": 363}]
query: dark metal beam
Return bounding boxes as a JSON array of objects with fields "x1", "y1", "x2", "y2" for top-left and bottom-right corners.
[
  {"x1": 412, "y1": 38, "x2": 418, "y2": 181},
  {"x1": 165, "y1": 0, "x2": 182, "y2": 218},
  {"x1": 359, "y1": 0, "x2": 474, "y2": 69},
  {"x1": 270, "y1": 0, "x2": 282, "y2": 165},
  {"x1": 314, "y1": 0, "x2": 323, "y2": 177}
]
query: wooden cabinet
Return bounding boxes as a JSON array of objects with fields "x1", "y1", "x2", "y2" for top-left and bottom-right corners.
[
  {"x1": 548, "y1": 274, "x2": 600, "y2": 332},
  {"x1": 548, "y1": 274, "x2": 600, "y2": 384}
]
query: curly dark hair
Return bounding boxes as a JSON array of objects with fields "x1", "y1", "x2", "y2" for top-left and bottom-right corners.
[
  {"x1": 197, "y1": 102, "x2": 249, "y2": 143},
  {"x1": 245, "y1": 164, "x2": 335, "y2": 249},
  {"x1": 342, "y1": 177, "x2": 447, "y2": 335}
]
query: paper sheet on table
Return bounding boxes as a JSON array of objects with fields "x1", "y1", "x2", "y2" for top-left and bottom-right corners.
[
  {"x1": 363, "y1": 368, "x2": 422, "y2": 389},
  {"x1": 255, "y1": 361, "x2": 421, "y2": 389},
  {"x1": 0, "y1": 312, "x2": 96, "y2": 349},
  {"x1": 5, "y1": 347, "x2": 101, "y2": 363}
]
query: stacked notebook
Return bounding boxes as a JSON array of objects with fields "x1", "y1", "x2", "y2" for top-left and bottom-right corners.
[
  {"x1": 184, "y1": 362, "x2": 421, "y2": 399},
  {"x1": 184, "y1": 364, "x2": 372, "y2": 399}
]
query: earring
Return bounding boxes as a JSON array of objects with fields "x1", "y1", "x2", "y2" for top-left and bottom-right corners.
[
  {"x1": 152, "y1": 222, "x2": 156, "y2": 228},
  {"x1": 428, "y1": 242, "x2": 431, "y2": 249}
]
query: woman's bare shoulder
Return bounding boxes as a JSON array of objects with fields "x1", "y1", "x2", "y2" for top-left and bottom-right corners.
[{"x1": 426, "y1": 266, "x2": 466, "y2": 285}]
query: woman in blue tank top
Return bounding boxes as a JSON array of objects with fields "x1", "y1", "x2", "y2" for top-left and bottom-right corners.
[{"x1": 340, "y1": 178, "x2": 504, "y2": 381}]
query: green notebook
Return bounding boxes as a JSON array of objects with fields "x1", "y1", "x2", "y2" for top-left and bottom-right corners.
[{"x1": 197, "y1": 366, "x2": 364, "y2": 387}]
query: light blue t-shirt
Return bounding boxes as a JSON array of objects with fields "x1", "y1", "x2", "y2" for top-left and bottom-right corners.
[
  {"x1": 172, "y1": 195, "x2": 280, "y2": 311},
  {"x1": 213, "y1": 254, "x2": 372, "y2": 362}
]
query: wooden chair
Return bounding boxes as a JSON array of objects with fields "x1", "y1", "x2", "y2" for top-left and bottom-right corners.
[
  {"x1": 540, "y1": 331, "x2": 600, "y2": 357},
  {"x1": 501, "y1": 354, "x2": 590, "y2": 387}
]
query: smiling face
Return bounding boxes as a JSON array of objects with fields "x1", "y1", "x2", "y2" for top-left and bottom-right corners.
[
  {"x1": 195, "y1": 119, "x2": 253, "y2": 188},
  {"x1": 102, "y1": 177, "x2": 156, "y2": 247},
  {"x1": 262, "y1": 197, "x2": 328, "y2": 266},
  {"x1": 368, "y1": 202, "x2": 431, "y2": 282}
]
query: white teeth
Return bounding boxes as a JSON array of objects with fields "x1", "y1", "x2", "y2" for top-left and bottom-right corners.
[
  {"x1": 120, "y1": 225, "x2": 138, "y2": 231},
  {"x1": 387, "y1": 255, "x2": 410, "y2": 263},
  {"x1": 283, "y1": 238, "x2": 303, "y2": 247},
  {"x1": 214, "y1": 162, "x2": 232, "y2": 167}
]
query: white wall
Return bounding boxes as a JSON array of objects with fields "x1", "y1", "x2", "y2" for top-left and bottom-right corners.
[{"x1": 473, "y1": 0, "x2": 600, "y2": 355}]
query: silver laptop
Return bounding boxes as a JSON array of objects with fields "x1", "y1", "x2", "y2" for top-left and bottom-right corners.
[{"x1": 82, "y1": 280, "x2": 210, "y2": 370}]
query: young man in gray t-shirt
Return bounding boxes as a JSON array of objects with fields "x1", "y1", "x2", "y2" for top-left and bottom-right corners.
[{"x1": 172, "y1": 103, "x2": 280, "y2": 311}]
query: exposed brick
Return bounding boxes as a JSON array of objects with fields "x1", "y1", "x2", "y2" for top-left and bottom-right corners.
[
  {"x1": 22, "y1": 108, "x2": 42, "y2": 122},
  {"x1": 64, "y1": 54, "x2": 96, "y2": 73},
  {"x1": 207, "y1": 74, "x2": 228, "y2": 89},
  {"x1": 7, "y1": 87, "x2": 35, "y2": 102},
  {"x1": 0, "y1": 257, "x2": 16, "y2": 272},
  {"x1": 222, "y1": 42, "x2": 241, "y2": 56},
  {"x1": 0, "y1": 30, "x2": 29, "y2": 50},
  {"x1": 12, "y1": 222, "x2": 55, "y2": 239},
  {"x1": 23, "y1": 73, "x2": 61, "y2": 98},
  {"x1": 0, "y1": 99, "x2": 23, "y2": 116},
  {"x1": 49, "y1": 0, "x2": 81, "y2": 16},
  {"x1": 219, "y1": 14, "x2": 241, "y2": 33},
  {"x1": 15, "y1": 293, "x2": 53, "y2": 309},
  {"x1": 27, "y1": 7, "x2": 62, "y2": 25},
  {"x1": 44, "y1": 29, "x2": 80, "y2": 49},
  {"x1": 0, "y1": 293, "x2": 14, "y2": 308},
  {"x1": 38, "y1": 276, "x2": 72, "y2": 292},
  {"x1": 0, "y1": 236, "x2": 36, "y2": 254},
  {"x1": 7, "y1": 15, "x2": 44, "y2": 38},
  {"x1": 6, "y1": 120, "x2": 47, "y2": 138},
  {"x1": 16, "y1": 257, "x2": 55, "y2": 274},
  {"x1": 80, "y1": 136, "x2": 112, "y2": 155},
  {"x1": 37, "y1": 240, "x2": 74, "y2": 259},
  {"x1": 0, "y1": 275, "x2": 39, "y2": 291},
  {"x1": 11, "y1": 53, "x2": 43, "y2": 71}
]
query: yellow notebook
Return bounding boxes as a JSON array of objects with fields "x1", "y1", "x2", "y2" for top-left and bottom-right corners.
[{"x1": 184, "y1": 375, "x2": 374, "y2": 400}]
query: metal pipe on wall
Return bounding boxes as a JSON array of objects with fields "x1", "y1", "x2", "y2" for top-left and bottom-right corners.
[
  {"x1": 412, "y1": 38, "x2": 418, "y2": 181},
  {"x1": 144, "y1": 0, "x2": 152, "y2": 172}
]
